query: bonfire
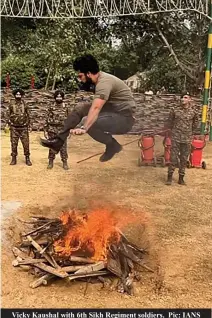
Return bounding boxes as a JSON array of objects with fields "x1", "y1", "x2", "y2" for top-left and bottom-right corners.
[{"x1": 12, "y1": 208, "x2": 151, "y2": 294}]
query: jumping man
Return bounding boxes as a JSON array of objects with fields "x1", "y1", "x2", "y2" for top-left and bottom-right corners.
[{"x1": 40, "y1": 54, "x2": 136, "y2": 162}]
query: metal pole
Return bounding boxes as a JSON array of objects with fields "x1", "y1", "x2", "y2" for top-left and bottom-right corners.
[
  {"x1": 209, "y1": 73, "x2": 212, "y2": 140},
  {"x1": 209, "y1": 75, "x2": 212, "y2": 140},
  {"x1": 201, "y1": 0, "x2": 212, "y2": 139}
]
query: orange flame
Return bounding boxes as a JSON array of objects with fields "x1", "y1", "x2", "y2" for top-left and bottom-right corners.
[{"x1": 54, "y1": 209, "x2": 120, "y2": 261}]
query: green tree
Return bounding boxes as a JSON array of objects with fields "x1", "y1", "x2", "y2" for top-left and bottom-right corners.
[{"x1": 1, "y1": 55, "x2": 39, "y2": 88}]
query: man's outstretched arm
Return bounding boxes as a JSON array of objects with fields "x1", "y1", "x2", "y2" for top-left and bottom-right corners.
[
  {"x1": 71, "y1": 98, "x2": 106, "y2": 135},
  {"x1": 83, "y1": 98, "x2": 105, "y2": 131}
]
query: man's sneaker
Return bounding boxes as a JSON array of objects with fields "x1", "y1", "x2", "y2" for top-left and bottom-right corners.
[
  {"x1": 99, "y1": 139, "x2": 122, "y2": 162},
  {"x1": 40, "y1": 137, "x2": 64, "y2": 154}
]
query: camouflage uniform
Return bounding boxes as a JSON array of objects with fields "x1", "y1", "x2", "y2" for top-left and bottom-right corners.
[
  {"x1": 167, "y1": 105, "x2": 199, "y2": 177},
  {"x1": 6, "y1": 99, "x2": 32, "y2": 165},
  {"x1": 44, "y1": 102, "x2": 69, "y2": 166}
]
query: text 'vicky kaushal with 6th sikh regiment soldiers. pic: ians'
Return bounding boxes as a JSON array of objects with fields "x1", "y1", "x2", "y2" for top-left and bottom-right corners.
[{"x1": 5, "y1": 54, "x2": 199, "y2": 185}]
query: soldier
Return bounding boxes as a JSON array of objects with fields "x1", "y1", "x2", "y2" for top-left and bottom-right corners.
[
  {"x1": 6, "y1": 88, "x2": 32, "y2": 166},
  {"x1": 44, "y1": 90, "x2": 69, "y2": 170},
  {"x1": 166, "y1": 92, "x2": 199, "y2": 185}
]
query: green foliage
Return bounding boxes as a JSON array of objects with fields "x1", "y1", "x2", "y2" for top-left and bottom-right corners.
[
  {"x1": 1, "y1": 55, "x2": 39, "y2": 89},
  {"x1": 0, "y1": 11, "x2": 209, "y2": 93},
  {"x1": 144, "y1": 56, "x2": 186, "y2": 92},
  {"x1": 109, "y1": 12, "x2": 208, "y2": 92}
]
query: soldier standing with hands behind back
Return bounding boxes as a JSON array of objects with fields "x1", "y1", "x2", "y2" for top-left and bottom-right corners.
[
  {"x1": 44, "y1": 90, "x2": 69, "y2": 170},
  {"x1": 166, "y1": 92, "x2": 199, "y2": 186},
  {"x1": 6, "y1": 88, "x2": 32, "y2": 166}
]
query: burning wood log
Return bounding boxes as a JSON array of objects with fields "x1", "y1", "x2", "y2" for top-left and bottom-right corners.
[
  {"x1": 12, "y1": 209, "x2": 150, "y2": 294},
  {"x1": 12, "y1": 247, "x2": 27, "y2": 258},
  {"x1": 59, "y1": 265, "x2": 89, "y2": 272},
  {"x1": 20, "y1": 238, "x2": 49, "y2": 247},
  {"x1": 22, "y1": 221, "x2": 56, "y2": 237},
  {"x1": 26, "y1": 235, "x2": 57, "y2": 268},
  {"x1": 32, "y1": 263, "x2": 69, "y2": 278},
  {"x1": 74, "y1": 261, "x2": 105, "y2": 274},
  {"x1": 68, "y1": 256, "x2": 95, "y2": 264},
  {"x1": 12, "y1": 258, "x2": 46, "y2": 266},
  {"x1": 68, "y1": 270, "x2": 109, "y2": 281},
  {"x1": 12, "y1": 247, "x2": 32, "y2": 271},
  {"x1": 107, "y1": 256, "x2": 122, "y2": 278},
  {"x1": 30, "y1": 274, "x2": 54, "y2": 289}
]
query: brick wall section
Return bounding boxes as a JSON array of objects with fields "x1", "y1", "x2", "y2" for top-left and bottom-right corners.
[{"x1": 1, "y1": 89, "x2": 202, "y2": 134}]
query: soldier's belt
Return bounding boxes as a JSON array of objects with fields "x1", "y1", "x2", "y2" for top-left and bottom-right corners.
[{"x1": 11, "y1": 125, "x2": 28, "y2": 129}]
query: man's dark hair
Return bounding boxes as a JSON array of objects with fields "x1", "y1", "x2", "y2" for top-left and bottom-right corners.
[
  {"x1": 12, "y1": 88, "x2": 25, "y2": 96},
  {"x1": 54, "y1": 90, "x2": 64, "y2": 99},
  {"x1": 73, "y1": 54, "x2": 99, "y2": 74}
]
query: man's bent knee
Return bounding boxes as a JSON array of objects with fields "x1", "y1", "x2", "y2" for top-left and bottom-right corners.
[{"x1": 74, "y1": 101, "x2": 91, "y2": 117}]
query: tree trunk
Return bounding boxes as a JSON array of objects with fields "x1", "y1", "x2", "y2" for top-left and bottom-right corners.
[
  {"x1": 51, "y1": 68, "x2": 57, "y2": 91},
  {"x1": 45, "y1": 60, "x2": 53, "y2": 91},
  {"x1": 155, "y1": 24, "x2": 196, "y2": 81},
  {"x1": 183, "y1": 75, "x2": 187, "y2": 91}
]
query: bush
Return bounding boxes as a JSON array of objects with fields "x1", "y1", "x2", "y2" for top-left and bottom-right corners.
[
  {"x1": 1, "y1": 55, "x2": 39, "y2": 89},
  {"x1": 145, "y1": 55, "x2": 186, "y2": 93}
]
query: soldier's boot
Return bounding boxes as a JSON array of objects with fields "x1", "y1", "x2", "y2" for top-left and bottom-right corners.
[
  {"x1": 62, "y1": 160, "x2": 69, "y2": 170},
  {"x1": 47, "y1": 159, "x2": 54, "y2": 169},
  {"x1": 178, "y1": 174, "x2": 186, "y2": 185},
  {"x1": 10, "y1": 156, "x2": 17, "y2": 165},
  {"x1": 165, "y1": 173, "x2": 173, "y2": 185},
  {"x1": 25, "y1": 156, "x2": 32, "y2": 166}
]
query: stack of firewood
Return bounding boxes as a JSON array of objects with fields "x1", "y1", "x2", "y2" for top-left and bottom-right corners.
[{"x1": 12, "y1": 214, "x2": 152, "y2": 294}]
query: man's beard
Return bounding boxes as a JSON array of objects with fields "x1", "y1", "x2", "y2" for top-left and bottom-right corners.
[
  {"x1": 79, "y1": 76, "x2": 95, "y2": 92},
  {"x1": 85, "y1": 75, "x2": 93, "y2": 84}
]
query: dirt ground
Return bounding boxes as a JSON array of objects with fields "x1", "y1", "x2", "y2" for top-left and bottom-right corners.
[{"x1": 1, "y1": 132, "x2": 212, "y2": 308}]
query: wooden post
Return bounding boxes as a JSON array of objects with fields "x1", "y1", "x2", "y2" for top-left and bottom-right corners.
[{"x1": 6, "y1": 73, "x2": 10, "y2": 89}]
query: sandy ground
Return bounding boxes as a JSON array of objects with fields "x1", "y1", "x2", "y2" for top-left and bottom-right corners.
[{"x1": 1, "y1": 132, "x2": 212, "y2": 308}]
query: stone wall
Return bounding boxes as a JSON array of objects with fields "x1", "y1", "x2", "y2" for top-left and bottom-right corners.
[
  {"x1": 1, "y1": 89, "x2": 92, "y2": 131},
  {"x1": 132, "y1": 93, "x2": 202, "y2": 134},
  {"x1": 1, "y1": 89, "x2": 202, "y2": 134}
]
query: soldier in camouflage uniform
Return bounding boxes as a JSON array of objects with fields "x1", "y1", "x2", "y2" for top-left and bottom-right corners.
[
  {"x1": 44, "y1": 90, "x2": 69, "y2": 170},
  {"x1": 6, "y1": 88, "x2": 32, "y2": 166},
  {"x1": 166, "y1": 92, "x2": 199, "y2": 185}
]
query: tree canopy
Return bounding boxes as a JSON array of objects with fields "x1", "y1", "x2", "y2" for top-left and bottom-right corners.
[{"x1": 1, "y1": 8, "x2": 209, "y2": 94}]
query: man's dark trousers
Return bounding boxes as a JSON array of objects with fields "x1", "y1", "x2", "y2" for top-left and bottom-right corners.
[{"x1": 57, "y1": 101, "x2": 135, "y2": 144}]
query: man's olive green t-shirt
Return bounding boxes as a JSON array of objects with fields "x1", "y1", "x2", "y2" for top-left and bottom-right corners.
[{"x1": 94, "y1": 72, "x2": 136, "y2": 116}]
